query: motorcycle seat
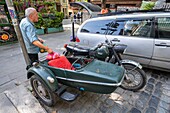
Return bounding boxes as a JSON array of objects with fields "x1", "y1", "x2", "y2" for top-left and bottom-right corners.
[
  {"x1": 67, "y1": 44, "x2": 90, "y2": 55},
  {"x1": 67, "y1": 44, "x2": 90, "y2": 52}
]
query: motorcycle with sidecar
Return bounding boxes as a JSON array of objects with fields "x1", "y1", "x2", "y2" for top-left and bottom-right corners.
[
  {"x1": 63, "y1": 39, "x2": 147, "y2": 91},
  {"x1": 27, "y1": 57, "x2": 126, "y2": 107}
]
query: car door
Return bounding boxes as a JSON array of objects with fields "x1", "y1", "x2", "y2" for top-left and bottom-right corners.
[
  {"x1": 149, "y1": 17, "x2": 170, "y2": 70},
  {"x1": 106, "y1": 18, "x2": 155, "y2": 65}
]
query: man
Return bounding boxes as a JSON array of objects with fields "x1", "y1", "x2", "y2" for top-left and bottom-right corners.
[
  {"x1": 19, "y1": 7, "x2": 53, "y2": 69},
  {"x1": 101, "y1": 6, "x2": 108, "y2": 14}
]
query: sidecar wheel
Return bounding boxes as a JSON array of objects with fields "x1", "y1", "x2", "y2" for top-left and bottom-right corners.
[
  {"x1": 30, "y1": 75, "x2": 57, "y2": 107},
  {"x1": 120, "y1": 64, "x2": 147, "y2": 91}
]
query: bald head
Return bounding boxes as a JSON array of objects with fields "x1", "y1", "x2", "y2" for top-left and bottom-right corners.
[{"x1": 25, "y1": 7, "x2": 36, "y2": 17}]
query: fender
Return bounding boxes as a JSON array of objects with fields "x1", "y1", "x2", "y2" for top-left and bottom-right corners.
[
  {"x1": 120, "y1": 59, "x2": 143, "y2": 69},
  {"x1": 27, "y1": 65, "x2": 58, "y2": 92}
]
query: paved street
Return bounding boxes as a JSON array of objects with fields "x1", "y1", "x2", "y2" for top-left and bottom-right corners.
[{"x1": 0, "y1": 19, "x2": 170, "y2": 113}]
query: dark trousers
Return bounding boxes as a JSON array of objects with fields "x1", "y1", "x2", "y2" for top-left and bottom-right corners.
[{"x1": 26, "y1": 53, "x2": 38, "y2": 70}]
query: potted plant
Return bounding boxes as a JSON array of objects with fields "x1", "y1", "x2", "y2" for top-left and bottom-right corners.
[
  {"x1": 35, "y1": 13, "x2": 45, "y2": 35},
  {"x1": 34, "y1": 2, "x2": 64, "y2": 34},
  {"x1": 55, "y1": 12, "x2": 64, "y2": 32},
  {"x1": 45, "y1": 7, "x2": 64, "y2": 33}
]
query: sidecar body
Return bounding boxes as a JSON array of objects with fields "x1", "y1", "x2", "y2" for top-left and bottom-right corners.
[{"x1": 27, "y1": 57, "x2": 125, "y2": 94}]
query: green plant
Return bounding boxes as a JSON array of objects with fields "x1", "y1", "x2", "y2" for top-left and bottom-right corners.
[
  {"x1": 43, "y1": 12, "x2": 64, "y2": 28},
  {"x1": 13, "y1": 1, "x2": 20, "y2": 6},
  {"x1": 35, "y1": 13, "x2": 44, "y2": 29},
  {"x1": 140, "y1": 1, "x2": 155, "y2": 10},
  {"x1": 42, "y1": 7, "x2": 64, "y2": 28},
  {"x1": 43, "y1": 1, "x2": 55, "y2": 6},
  {"x1": 35, "y1": 1, "x2": 64, "y2": 29}
]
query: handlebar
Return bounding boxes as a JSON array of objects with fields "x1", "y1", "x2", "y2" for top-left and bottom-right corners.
[
  {"x1": 92, "y1": 39, "x2": 125, "y2": 51},
  {"x1": 91, "y1": 43, "x2": 102, "y2": 51}
]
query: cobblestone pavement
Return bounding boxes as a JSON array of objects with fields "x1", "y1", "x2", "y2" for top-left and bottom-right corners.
[{"x1": 38, "y1": 68, "x2": 170, "y2": 113}]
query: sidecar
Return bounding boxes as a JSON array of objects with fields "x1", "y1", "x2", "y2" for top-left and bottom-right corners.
[{"x1": 27, "y1": 57, "x2": 125, "y2": 106}]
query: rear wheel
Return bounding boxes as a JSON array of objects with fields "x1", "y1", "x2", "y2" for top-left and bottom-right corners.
[
  {"x1": 30, "y1": 75, "x2": 57, "y2": 107},
  {"x1": 121, "y1": 64, "x2": 147, "y2": 91}
]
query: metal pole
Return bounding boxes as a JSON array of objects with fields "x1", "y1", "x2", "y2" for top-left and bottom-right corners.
[
  {"x1": 72, "y1": 21, "x2": 75, "y2": 42},
  {"x1": 5, "y1": 0, "x2": 30, "y2": 66}
]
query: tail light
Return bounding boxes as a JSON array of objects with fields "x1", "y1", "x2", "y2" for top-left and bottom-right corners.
[
  {"x1": 70, "y1": 36, "x2": 80, "y2": 42},
  {"x1": 64, "y1": 44, "x2": 68, "y2": 48},
  {"x1": 76, "y1": 37, "x2": 80, "y2": 42}
]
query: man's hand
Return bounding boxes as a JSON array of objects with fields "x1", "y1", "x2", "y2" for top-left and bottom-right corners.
[
  {"x1": 33, "y1": 40, "x2": 53, "y2": 53},
  {"x1": 45, "y1": 47, "x2": 53, "y2": 54}
]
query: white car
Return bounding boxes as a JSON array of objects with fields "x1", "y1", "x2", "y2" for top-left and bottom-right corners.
[{"x1": 76, "y1": 10, "x2": 170, "y2": 72}]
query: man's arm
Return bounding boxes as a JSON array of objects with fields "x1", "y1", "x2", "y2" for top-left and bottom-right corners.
[
  {"x1": 33, "y1": 40, "x2": 53, "y2": 53},
  {"x1": 26, "y1": 25, "x2": 53, "y2": 53}
]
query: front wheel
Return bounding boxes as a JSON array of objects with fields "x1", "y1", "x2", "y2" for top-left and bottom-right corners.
[
  {"x1": 120, "y1": 64, "x2": 147, "y2": 91},
  {"x1": 30, "y1": 75, "x2": 57, "y2": 107}
]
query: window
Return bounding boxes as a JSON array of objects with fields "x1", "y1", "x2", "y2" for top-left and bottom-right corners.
[
  {"x1": 157, "y1": 17, "x2": 170, "y2": 39},
  {"x1": 80, "y1": 19, "x2": 113, "y2": 34},
  {"x1": 130, "y1": 19, "x2": 152, "y2": 37},
  {"x1": 107, "y1": 20, "x2": 125, "y2": 35},
  {"x1": 107, "y1": 18, "x2": 153, "y2": 38}
]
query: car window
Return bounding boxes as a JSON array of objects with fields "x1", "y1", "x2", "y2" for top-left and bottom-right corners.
[
  {"x1": 157, "y1": 17, "x2": 170, "y2": 39},
  {"x1": 80, "y1": 19, "x2": 113, "y2": 34},
  {"x1": 128, "y1": 19, "x2": 152, "y2": 37},
  {"x1": 107, "y1": 18, "x2": 153, "y2": 38},
  {"x1": 107, "y1": 20, "x2": 125, "y2": 35}
]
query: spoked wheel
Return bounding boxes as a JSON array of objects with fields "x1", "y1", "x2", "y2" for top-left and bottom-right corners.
[
  {"x1": 30, "y1": 75, "x2": 57, "y2": 107},
  {"x1": 121, "y1": 64, "x2": 147, "y2": 91}
]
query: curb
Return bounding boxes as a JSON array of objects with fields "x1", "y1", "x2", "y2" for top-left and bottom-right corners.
[{"x1": 3, "y1": 85, "x2": 47, "y2": 113}]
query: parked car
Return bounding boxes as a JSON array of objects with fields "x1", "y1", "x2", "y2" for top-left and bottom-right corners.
[{"x1": 76, "y1": 10, "x2": 170, "y2": 72}]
